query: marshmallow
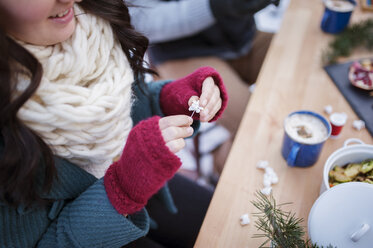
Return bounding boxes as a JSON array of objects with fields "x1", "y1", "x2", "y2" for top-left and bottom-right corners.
[
  {"x1": 256, "y1": 160, "x2": 269, "y2": 169},
  {"x1": 352, "y1": 120, "x2": 365, "y2": 131},
  {"x1": 261, "y1": 187, "x2": 272, "y2": 196},
  {"x1": 270, "y1": 175, "x2": 279, "y2": 184},
  {"x1": 263, "y1": 177, "x2": 272, "y2": 188},
  {"x1": 240, "y1": 214, "x2": 251, "y2": 226},
  {"x1": 324, "y1": 105, "x2": 333, "y2": 115},
  {"x1": 257, "y1": 160, "x2": 279, "y2": 188},
  {"x1": 265, "y1": 167, "x2": 275, "y2": 176}
]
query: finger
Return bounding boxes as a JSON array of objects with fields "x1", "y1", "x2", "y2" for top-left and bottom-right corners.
[
  {"x1": 162, "y1": 126, "x2": 194, "y2": 143},
  {"x1": 202, "y1": 85, "x2": 220, "y2": 117},
  {"x1": 188, "y1": 96, "x2": 200, "y2": 107},
  {"x1": 200, "y1": 86, "x2": 220, "y2": 121},
  {"x1": 159, "y1": 115, "x2": 193, "y2": 130},
  {"x1": 199, "y1": 77, "x2": 215, "y2": 107},
  {"x1": 204, "y1": 98, "x2": 222, "y2": 122},
  {"x1": 165, "y1": 138, "x2": 186, "y2": 153}
]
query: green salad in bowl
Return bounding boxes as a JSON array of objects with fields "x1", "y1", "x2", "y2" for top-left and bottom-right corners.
[{"x1": 329, "y1": 159, "x2": 373, "y2": 187}]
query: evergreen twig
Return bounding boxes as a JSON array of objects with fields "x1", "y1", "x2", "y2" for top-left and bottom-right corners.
[
  {"x1": 251, "y1": 191, "x2": 335, "y2": 248},
  {"x1": 322, "y1": 19, "x2": 373, "y2": 65}
]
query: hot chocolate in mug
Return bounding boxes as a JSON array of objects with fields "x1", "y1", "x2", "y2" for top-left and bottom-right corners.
[
  {"x1": 281, "y1": 110, "x2": 331, "y2": 167},
  {"x1": 321, "y1": 0, "x2": 356, "y2": 34}
]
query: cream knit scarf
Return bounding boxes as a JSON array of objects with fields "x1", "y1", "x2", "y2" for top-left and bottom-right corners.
[{"x1": 17, "y1": 6, "x2": 134, "y2": 178}]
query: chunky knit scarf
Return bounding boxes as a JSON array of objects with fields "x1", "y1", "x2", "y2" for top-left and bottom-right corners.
[{"x1": 17, "y1": 6, "x2": 134, "y2": 178}]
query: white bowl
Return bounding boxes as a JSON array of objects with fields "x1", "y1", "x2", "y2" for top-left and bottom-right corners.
[{"x1": 320, "y1": 138, "x2": 373, "y2": 194}]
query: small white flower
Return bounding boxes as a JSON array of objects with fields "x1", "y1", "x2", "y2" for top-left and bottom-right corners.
[{"x1": 188, "y1": 100, "x2": 204, "y2": 113}]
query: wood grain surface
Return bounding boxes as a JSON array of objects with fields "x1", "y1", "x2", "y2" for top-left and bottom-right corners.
[{"x1": 194, "y1": 1, "x2": 373, "y2": 247}]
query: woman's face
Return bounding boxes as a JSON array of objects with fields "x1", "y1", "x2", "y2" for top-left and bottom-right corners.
[{"x1": 0, "y1": 0, "x2": 82, "y2": 45}]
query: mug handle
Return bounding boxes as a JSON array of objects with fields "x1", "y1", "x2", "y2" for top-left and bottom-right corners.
[
  {"x1": 343, "y1": 138, "x2": 364, "y2": 147},
  {"x1": 287, "y1": 142, "x2": 301, "y2": 167},
  {"x1": 321, "y1": 9, "x2": 331, "y2": 31}
]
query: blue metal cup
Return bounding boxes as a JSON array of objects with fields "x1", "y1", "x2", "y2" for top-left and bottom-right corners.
[
  {"x1": 321, "y1": 0, "x2": 356, "y2": 34},
  {"x1": 281, "y1": 111, "x2": 331, "y2": 167}
]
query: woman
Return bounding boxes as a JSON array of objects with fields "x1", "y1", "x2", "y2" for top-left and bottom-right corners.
[
  {"x1": 0, "y1": 0, "x2": 227, "y2": 247},
  {"x1": 128, "y1": 0, "x2": 278, "y2": 173}
]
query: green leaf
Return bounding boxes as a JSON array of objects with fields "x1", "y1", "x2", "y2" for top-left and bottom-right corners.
[{"x1": 251, "y1": 191, "x2": 337, "y2": 248}]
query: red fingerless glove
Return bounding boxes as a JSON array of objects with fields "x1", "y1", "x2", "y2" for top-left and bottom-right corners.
[
  {"x1": 104, "y1": 116, "x2": 181, "y2": 215},
  {"x1": 160, "y1": 66, "x2": 228, "y2": 122}
]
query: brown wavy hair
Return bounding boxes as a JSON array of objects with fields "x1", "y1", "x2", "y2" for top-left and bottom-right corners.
[{"x1": 0, "y1": 0, "x2": 154, "y2": 207}]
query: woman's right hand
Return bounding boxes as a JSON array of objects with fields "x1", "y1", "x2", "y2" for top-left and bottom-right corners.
[
  {"x1": 159, "y1": 115, "x2": 194, "y2": 153},
  {"x1": 104, "y1": 116, "x2": 188, "y2": 215}
]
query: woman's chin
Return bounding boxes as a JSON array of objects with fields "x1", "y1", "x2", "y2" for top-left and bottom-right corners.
[{"x1": 26, "y1": 19, "x2": 76, "y2": 46}]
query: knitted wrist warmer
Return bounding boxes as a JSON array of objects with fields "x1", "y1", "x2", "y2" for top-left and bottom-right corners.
[
  {"x1": 160, "y1": 66, "x2": 228, "y2": 122},
  {"x1": 104, "y1": 116, "x2": 181, "y2": 215}
]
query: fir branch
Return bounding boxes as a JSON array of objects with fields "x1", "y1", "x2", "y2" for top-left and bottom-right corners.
[
  {"x1": 251, "y1": 191, "x2": 336, "y2": 248},
  {"x1": 322, "y1": 19, "x2": 373, "y2": 65}
]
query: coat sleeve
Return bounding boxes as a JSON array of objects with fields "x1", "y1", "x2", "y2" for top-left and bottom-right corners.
[
  {"x1": 127, "y1": 0, "x2": 215, "y2": 43},
  {"x1": 37, "y1": 178, "x2": 149, "y2": 248}
]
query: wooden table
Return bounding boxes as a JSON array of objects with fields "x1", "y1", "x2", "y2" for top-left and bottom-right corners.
[{"x1": 194, "y1": 1, "x2": 373, "y2": 247}]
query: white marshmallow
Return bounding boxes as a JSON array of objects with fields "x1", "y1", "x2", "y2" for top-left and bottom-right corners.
[
  {"x1": 240, "y1": 214, "x2": 250, "y2": 226},
  {"x1": 263, "y1": 177, "x2": 272, "y2": 187},
  {"x1": 258, "y1": 160, "x2": 279, "y2": 187},
  {"x1": 270, "y1": 175, "x2": 279, "y2": 184},
  {"x1": 263, "y1": 173, "x2": 272, "y2": 182},
  {"x1": 324, "y1": 105, "x2": 333, "y2": 115},
  {"x1": 261, "y1": 187, "x2": 272, "y2": 195},
  {"x1": 256, "y1": 160, "x2": 269, "y2": 169},
  {"x1": 352, "y1": 120, "x2": 365, "y2": 131},
  {"x1": 265, "y1": 167, "x2": 276, "y2": 176}
]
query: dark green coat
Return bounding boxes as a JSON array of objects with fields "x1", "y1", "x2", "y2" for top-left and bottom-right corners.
[{"x1": 0, "y1": 80, "x2": 199, "y2": 248}]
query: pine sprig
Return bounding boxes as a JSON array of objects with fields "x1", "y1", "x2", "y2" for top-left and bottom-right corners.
[
  {"x1": 322, "y1": 19, "x2": 373, "y2": 65},
  {"x1": 251, "y1": 192, "x2": 335, "y2": 248}
]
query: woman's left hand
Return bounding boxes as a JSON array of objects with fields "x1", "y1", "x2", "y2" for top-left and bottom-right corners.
[
  {"x1": 160, "y1": 66, "x2": 228, "y2": 122},
  {"x1": 188, "y1": 77, "x2": 222, "y2": 122}
]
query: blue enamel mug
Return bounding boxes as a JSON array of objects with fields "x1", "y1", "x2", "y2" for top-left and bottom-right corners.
[
  {"x1": 321, "y1": 0, "x2": 356, "y2": 34},
  {"x1": 281, "y1": 111, "x2": 331, "y2": 167}
]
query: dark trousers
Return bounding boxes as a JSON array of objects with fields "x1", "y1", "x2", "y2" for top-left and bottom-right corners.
[{"x1": 124, "y1": 173, "x2": 213, "y2": 248}]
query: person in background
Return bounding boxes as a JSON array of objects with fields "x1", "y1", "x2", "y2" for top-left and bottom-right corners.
[
  {"x1": 128, "y1": 0, "x2": 279, "y2": 174},
  {"x1": 0, "y1": 0, "x2": 228, "y2": 247}
]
